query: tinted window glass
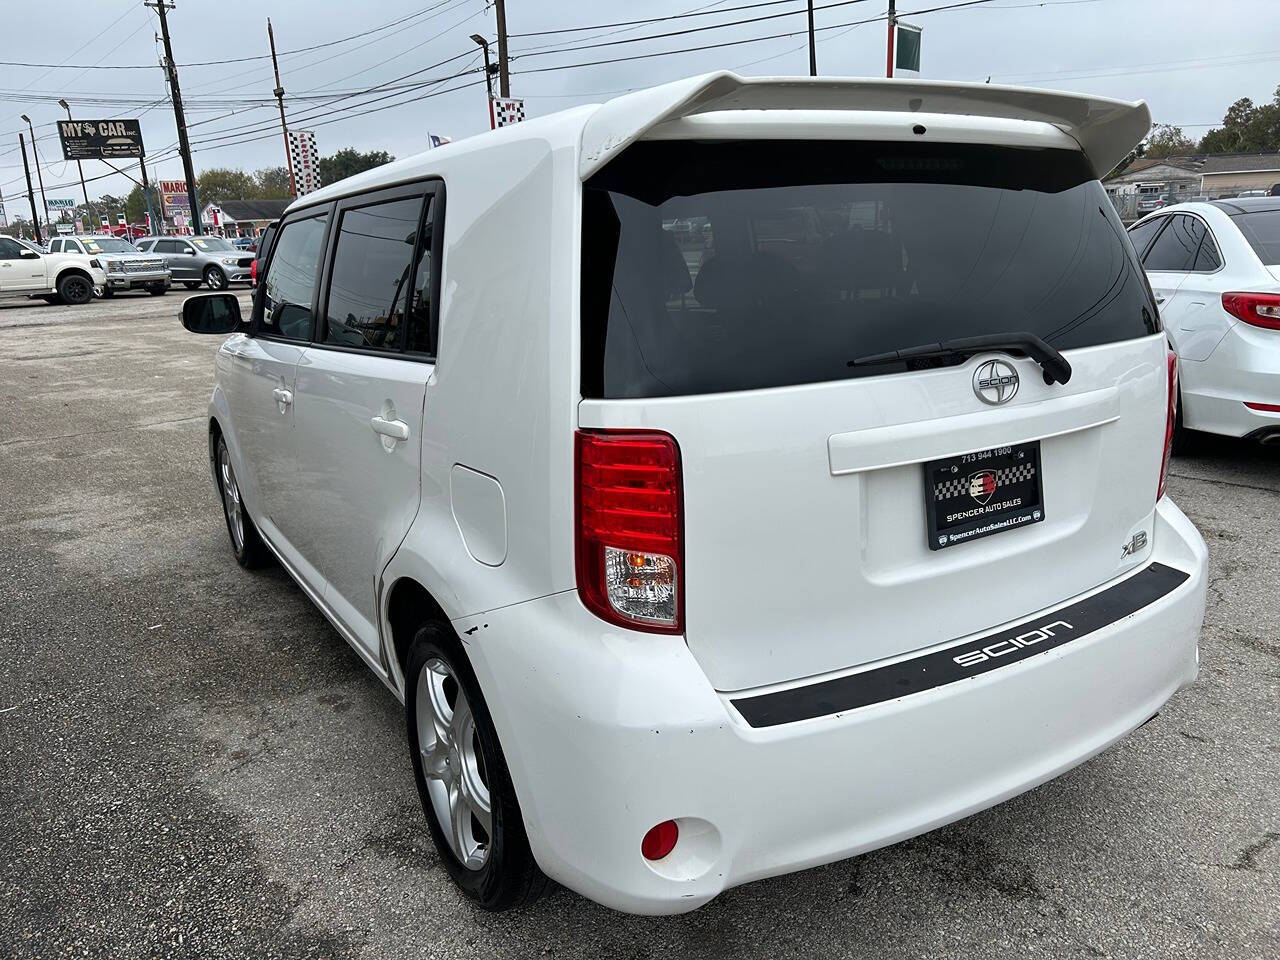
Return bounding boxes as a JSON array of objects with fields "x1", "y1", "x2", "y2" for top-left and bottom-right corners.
[
  {"x1": 1127, "y1": 217, "x2": 1164, "y2": 257},
  {"x1": 155, "y1": 239, "x2": 179, "y2": 254},
  {"x1": 262, "y1": 214, "x2": 328, "y2": 341},
  {"x1": 582, "y1": 140, "x2": 1158, "y2": 399},
  {"x1": 50, "y1": 239, "x2": 62, "y2": 252},
  {"x1": 1231, "y1": 209, "x2": 1280, "y2": 264},
  {"x1": 1143, "y1": 215, "x2": 1202, "y2": 272},
  {"x1": 0, "y1": 237, "x2": 24, "y2": 259},
  {"x1": 324, "y1": 196, "x2": 422, "y2": 351},
  {"x1": 1194, "y1": 228, "x2": 1222, "y2": 271},
  {"x1": 405, "y1": 197, "x2": 435, "y2": 355}
]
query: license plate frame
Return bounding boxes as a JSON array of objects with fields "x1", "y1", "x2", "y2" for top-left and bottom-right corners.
[{"x1": 924, "y1": 441, "x2": 1045, "y2": 550}]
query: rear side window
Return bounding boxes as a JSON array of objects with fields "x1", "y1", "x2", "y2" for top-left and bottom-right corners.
[
  {"x1": 323, "y1": 196, "x2": 423, "y2": 351},
  {"x1": 581, "y1": 140, "x2": 1158, "y2": 399},
  {"x1": 1194, "y1": 228, "x2": 1222, "y2": 271},
  {"x1": 1144, "y1": 215, "x2": 1204, "y2": 272},
  {"x1": 1127, "y1": 217, "x2": 1164, "y2": 257},
  {"x1": 50, "y1": 239, "x2": 63, "y2": 252},
  {"x1": 1230, "y1": 209, "x2": 1280, "y2": 264},
  {"x1": 262, "y1": 214, "x2": 328, "y2": 341}
]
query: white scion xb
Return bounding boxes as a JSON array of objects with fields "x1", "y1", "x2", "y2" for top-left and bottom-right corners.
[{"x1": 182, "y1": 73, "x2": 1209, "y2": 915}]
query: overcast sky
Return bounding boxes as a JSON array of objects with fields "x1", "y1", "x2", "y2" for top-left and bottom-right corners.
[{"x1": 3, "y1": 0, "x2": 1278, "y2": 206}]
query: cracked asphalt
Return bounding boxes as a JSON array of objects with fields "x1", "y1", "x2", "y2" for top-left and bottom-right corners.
[{"x1": 1, "y1": 293, "x2": 1277, "y2": 959}]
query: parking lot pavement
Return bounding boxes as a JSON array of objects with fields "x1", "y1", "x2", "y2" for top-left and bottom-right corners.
[{"x1": 1, "y1": 294, "x2": 1276, "y2": 960}]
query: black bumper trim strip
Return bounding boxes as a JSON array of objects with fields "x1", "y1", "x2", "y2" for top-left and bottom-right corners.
[{"x1": 731, "y1": 562, "x2": 1190, "y2": 728}]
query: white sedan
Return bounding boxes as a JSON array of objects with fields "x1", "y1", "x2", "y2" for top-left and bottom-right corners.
[{"x1": 1129, "y1": 198, "x2": 1280, "y2": 446}]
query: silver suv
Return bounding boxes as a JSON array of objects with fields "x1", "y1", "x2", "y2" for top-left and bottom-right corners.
[
  {"x1": 48, "y1": 234, "x2": 169, "y2": 296},
  {"x1": 136, "y1": 235, "x2": 253, "y2": 290}
]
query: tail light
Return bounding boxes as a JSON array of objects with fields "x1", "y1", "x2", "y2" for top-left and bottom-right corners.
[
  {"x1": 1222, "y1": 292, "x2": 1280, "y2": 330},
  {"x1": 575, "y1": 430, "x2": 682, "y2": 633},
  {"x1": 1158, "y1": 347, "x2": 1178, "y2": 501},
  {"x1": 250, "y1": 257, "x2": 258, "y2": 286}
]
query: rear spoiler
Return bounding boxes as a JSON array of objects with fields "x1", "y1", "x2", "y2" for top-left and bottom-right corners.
[{"x1": 579, "y1": 72, "x2": 1150, "y2": 181}]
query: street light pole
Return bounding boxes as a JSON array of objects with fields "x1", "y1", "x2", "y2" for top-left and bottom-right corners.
[
  {"x1": 807, "y1": 0, "x2": 817, "y2": 77},
  {"x1": 58, "y1": 99, "x2": 91, "y2": 210},
  {"x1": 19, "y1": 115, "x2": 49, "y2": 236},
  {"x1": 18, "y1": 133, "x2": 44, "y2": 245},
  {"x1": 470, "y1": 34, "x2": 496, "y2": 130}
]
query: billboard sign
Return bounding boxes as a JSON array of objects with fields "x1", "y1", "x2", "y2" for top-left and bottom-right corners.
[
  {"x1": 57, "y1": 119, "x2": 145, "y2": 159},
  {"x1": 47, "y1": 198, "x2": 77, "y2": 210},
  {"x1": 159, "y1": 179, "x2": 189, "y2": 218}
]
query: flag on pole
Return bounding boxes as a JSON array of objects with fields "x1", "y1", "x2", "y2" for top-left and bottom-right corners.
[
  {"x1": 895, "y1": 22, "x2": 922, "y2": 72},
  {"x1": 492, "y1": 97, "x2": 525, "y2": 128},
  {"x1": 427, "y1": 133, "x2": 453, "y2": 149},
  {"x1": 287, "y1": 129, "x2": 321, "y2": 195}
]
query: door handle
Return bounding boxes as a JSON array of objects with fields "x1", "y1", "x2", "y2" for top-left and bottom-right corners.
[
  {"x1": 370, "y1": 416, "x2": 409, "y2": 441},
  {"x1": 272, "y1": 387, "x2": 292, "y2": 413}
]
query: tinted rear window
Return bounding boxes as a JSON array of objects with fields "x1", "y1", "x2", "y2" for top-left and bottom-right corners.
[
  {"x1": 581, "y1": 140, "x2": 1158, "y2": 399},
  {"x1": 1230, "y1": 209, "x2": 1280, "y2": 264}
]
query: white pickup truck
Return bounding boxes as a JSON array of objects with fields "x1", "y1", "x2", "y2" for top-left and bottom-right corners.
[{"x1": 0, "y1": 235, "x2": 107, "y2": 305}]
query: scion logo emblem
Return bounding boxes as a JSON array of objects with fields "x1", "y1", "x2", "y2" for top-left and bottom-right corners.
[{"x1": 973, "y1": 359, "x2": 1020, "y2": 405}]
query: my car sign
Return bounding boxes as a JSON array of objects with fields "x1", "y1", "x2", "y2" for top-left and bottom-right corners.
[{"x1": 57, "y1": 119, "x2": 144, "y2": 159}]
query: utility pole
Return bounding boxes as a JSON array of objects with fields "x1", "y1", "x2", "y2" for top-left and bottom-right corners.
[
  {"x1": 886, "y1": 0, "x2": 896, "y2": 79},
  {"x1": 494, "y1": 0, "x2": 510, "y2": 97},
  {"x1": 267, "y1": 19, "x2": 297, "y2": 198},
  {"x1": 19, "y1": 116, "x2": 49, "y2": 236},
  {"x1": 138, "y1": 157, "x2": 158, "y2": 236},
  {"x1": 147, "y1": 0, "x2": 203, "y2": 234},
  {"x1": 18, "y1": 134, "x2": 43, "y2": 245},
  {"x1": 807, "y1": 1, "x2": 817, "y2": 77},
  {"x1": 58, "y1": 100, "x2": 92, "y2": 210}
]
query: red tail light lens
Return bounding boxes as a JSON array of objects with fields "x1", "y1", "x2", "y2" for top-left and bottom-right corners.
[
  {"x1": 575, "y1": 430, "x2": 682, "y2": 632},
  {"x1": 1222, "y1": 292, "x2": 1280, "y2": 330},
  {"x1": 250, "y1": 257, "x2": 258, "y2": 286},
  {"x1": 1159, "y1": 348, "x2": 1178, "y2": 501}
]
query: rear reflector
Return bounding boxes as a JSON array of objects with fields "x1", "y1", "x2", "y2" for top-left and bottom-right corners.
[
  {"x1": 1222, "y1": 292, "x2": 1280, "y2": 330},
  {"x1": 575, "y1": 430, "x2": 683, "y2": 632},
  {"x1": 1245, "y1": 401, "x2": 1280, "y2": 412},
  {"x1": 1159, "y1": 348, "x2": 1177, "y2": 501},
  {"x1": 641, "y1": 820, "x2": 679, "y2": 861}
]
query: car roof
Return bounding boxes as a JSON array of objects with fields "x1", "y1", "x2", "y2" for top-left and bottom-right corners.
[
  {"x1": 288, "y1": 72, "x2": 1150, "y2": 215},
  {"x1": 1209, "y1": 196, "x2": 1280, "y2": 215}
]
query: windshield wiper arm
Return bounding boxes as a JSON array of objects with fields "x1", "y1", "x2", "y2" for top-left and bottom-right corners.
[{"x1": 848, "y1": 332, "x2": 1072, "y2": 385}]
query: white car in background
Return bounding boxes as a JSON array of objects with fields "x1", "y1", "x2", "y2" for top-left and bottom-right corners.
[
  {"x1": 0, "y1": 234, "x2": 106, "y2": 305},
  {"x1": 1129, "y1": 197, "x2": 1280, "y2": 446}
]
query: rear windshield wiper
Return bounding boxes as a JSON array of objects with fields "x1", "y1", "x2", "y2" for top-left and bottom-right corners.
[{"x1": 848, "y1": 332, "x2": 1072, "y2": 385}]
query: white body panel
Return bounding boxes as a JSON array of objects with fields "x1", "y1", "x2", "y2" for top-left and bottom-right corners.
[
  {"x1": 0, "y1": 240, "x2": 106, "y2": 298},
  {"x1": 197, "y1": 74, "x2": 1208, "y2": 913},
  {"x1": 1134, "y1": 202, "x2": 1280, "y2": 438}
]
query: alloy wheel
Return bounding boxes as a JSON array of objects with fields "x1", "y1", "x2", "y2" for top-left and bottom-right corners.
[
  {"x1": 416, "y1": 657, "x2": 492, "y2": 870},
  {"x1": 217, "y1": 443, "x2": 245, "y2": 552}
]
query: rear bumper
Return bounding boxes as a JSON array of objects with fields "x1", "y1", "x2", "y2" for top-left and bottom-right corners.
[
  {"x1": 1182, "y1": 322, "x2": 1280, "y2": 438},
  {"x1": 460, "y1": 498, "x2": 1206, "y2": 914}
]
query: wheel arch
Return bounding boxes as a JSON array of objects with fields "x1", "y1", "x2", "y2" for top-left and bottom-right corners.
[
  {"x1": 385, "y1": 576, "x2": 453, "y2": 695},
  {"x1": 54, "y1": 266, "x2": 95, "y2": 289}
]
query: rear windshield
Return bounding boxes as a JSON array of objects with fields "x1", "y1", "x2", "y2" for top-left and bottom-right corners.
[
  {"x1": 581, "y1": 140, "x2": 1158, "y2": 399},
  {"x1": 1229, "y1": 209, "x2": 1280, "y2": 264}
]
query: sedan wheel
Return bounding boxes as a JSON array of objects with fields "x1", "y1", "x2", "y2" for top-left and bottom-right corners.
[{"x1": 217, "y1": 442, "x2": 245, "y2": 554}]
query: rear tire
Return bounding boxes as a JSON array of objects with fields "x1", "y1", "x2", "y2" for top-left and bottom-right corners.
[
  {"x1": 100, "y1": 287, "x2": 115, "y2": 298},
  {"x1": 213, "y1": 434, "x2": 270, "y2": 569},
  {"x1": 147, "y1": 284, "x2": 167, "y2": 296},
  {"x1": 1171, "y1": 390, "x2": 1202, "y2": 456},
  {"x1": 57, "y1": 273, "x2": 94, "y2": 305},
  {"x1": 405, "y1": 624, "x2": 548, "y2": 911},
  {"x1": 41, "y1": 294, "x2": 61, "y2": 304}
]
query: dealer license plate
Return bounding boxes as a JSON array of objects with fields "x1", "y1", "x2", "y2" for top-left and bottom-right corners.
[{"x1": 924, "y1": 441, "x2": 1044, "y2": 550}]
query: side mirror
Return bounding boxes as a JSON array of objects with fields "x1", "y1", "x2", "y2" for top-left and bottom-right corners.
[
  {"x1": 182, "y1": 293, "x2": 243, "y2": 334},
  {"x1": 19, "y1": 249, "x2": 39, "y2": 259},
  {"x1": 186, "y1": 248, "x2": 198, "y2": 255}
]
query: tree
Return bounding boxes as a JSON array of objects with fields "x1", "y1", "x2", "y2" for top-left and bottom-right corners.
[
  {"x1": 124, "y1": 183, "x2": 163, "y2": 225},
  {"x1": 1198, "y1": 88, "x2": 1280, "y2": 154},
  {"x1": 317, "y1": 148, "x2": 395, "y2": 187},
  {"x1": 255, "y1": 166, "x2": 293, "y2": 199},
  {"x1": 196, "y1": 168, "x2": 258, "y2": 207},
  {"x1": 1143, "y1": 124, "x2": 1196, "y2": 160}
]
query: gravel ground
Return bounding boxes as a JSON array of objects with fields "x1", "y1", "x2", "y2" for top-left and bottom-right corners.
[{"x1": 1, "y1": 293, "x2": 1276, "y2": 959}]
